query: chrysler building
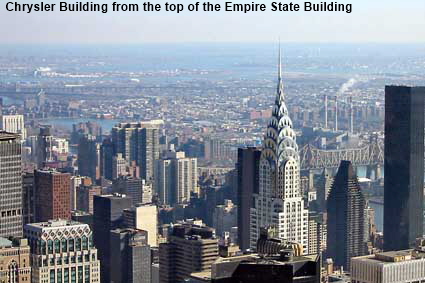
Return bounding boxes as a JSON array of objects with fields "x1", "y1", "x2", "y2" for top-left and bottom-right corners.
[{"x1": 250, "y1": 48, "x2": 308, "y2": 253}]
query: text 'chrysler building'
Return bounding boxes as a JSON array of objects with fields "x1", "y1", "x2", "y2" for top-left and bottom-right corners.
[{"x1": 250, "y1": 48, "x2": 308, "y2": 253}]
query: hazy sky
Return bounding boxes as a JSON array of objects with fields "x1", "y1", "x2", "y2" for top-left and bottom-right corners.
[{"x1": 2, "y1": 0, "x2": 425, "y2": 43}]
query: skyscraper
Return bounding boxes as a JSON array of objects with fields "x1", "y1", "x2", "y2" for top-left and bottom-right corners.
[
  {"x1": 36, "y1": 126, "x2": 53, "y2": 168},
  {"x1": 384, "y1": 86, "x2": 425, "y2": 251},
  {"x1": 112, "y1": 176, "x2": 143, "y2": 205},
  {"x1": 0, "y1": 132, "x2": 23, "y2": 238},
  {"x1": 250, "y1": 50, "x2": 308, "y2": 252},
  {"x1": 100, "y1": 138, "x2": 114, "y2": 180},
  {"x1": 34, "y1": 169, "x2": 71, "y2": 222},
  {"x1": 24, "y1": 220, "x2": 100, "y2": 283},
  {"x1": 78, "y1": 135, "x2": 99, "y2": 181},
  {"x1": 76, "y1": 185, "x2": 102, "y2": 214},
  {"x1": 237, "y1": 147, "x2": 261, "y2": 251},
  {"x1": 123, "y1": 204, "x2": 158, "y2": 247},
  {"x1": 155, "y1": 151, "x2": 197, "y2": 206},
  {"x1": 111, "y1": 120, "x2": 161, "y2": 182},
  {"x1": 327, "y1": 160, "x2": 367, "y2": 270},
  {"x1": 93, "y1": 194, "x2": 132, "y2": 283},
  {"x1": 138, "y1": 121, "x2": 161, "y2": 181},
  {"x1": 22, "y1": 172, "x2": 35, "y2": 225},
  {"x1": 110, "y1": 228, "x2": 151, "y2": 283},
  {"x1": 315, "y1": 170, "x2": 333, "y2": 213}
]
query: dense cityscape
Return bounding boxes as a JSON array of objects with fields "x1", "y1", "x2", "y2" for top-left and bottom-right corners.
[{"x1": 0, "y1": 43, "x2": 425, "y2": 282}]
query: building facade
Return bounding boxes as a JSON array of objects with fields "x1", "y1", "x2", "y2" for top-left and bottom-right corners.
[
  {"x1": 24, "y1": 220, "x2": 100, "y2": 283},
  {"x1": 110, "y1": 228, "x2": 151, "y2": 283},
  {"x1": 111, "y1": 120, "x2": 161, "y2": 182},
  {"x1": 123, "y1": 204, "x2": 158, "y2": 247},
  {"x1": 384, "y1": 86, "x2": 425, "y2": 251},
  {"x1": 351, "y1": 239, "x2": 425, "y2": 283},
  {"x1": 34, "y1": 170, "x2": 71, "y2": 222},
  {"x1": 327, "y1": 160, "x2": 367, "y2": 270},
  {"x1": 155, "y1": 151, "x2": 197, "y2": 206},
  {"x1": 236, "y1": 147, "x2": 261, "y2": 251},
  {"x1": 0, "y1": 237, "x2": 31, "y2": 283},
  {"x1": 159, "y1": 222, "x2": 219, "y2": 283},
  {"x1": 93, "y1": 194, "x2": 132, "y2": 283},
  {"x1": 250, "y1": 52, "x2": 308, "y2": 252},
  {"x1": 0, "y1": 132, "x2": 23, "y2": 237}
]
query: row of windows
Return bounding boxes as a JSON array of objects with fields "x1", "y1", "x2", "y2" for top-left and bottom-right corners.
[{"x1": 37, "y1": 236, "x2": 93, "y2": 255}]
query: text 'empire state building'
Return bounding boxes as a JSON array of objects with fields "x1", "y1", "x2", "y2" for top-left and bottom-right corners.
[{"x1": 250, "y1": 48, "x2": 309, "y2": 253}]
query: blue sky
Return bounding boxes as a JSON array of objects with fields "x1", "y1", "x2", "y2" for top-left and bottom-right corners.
[{"x1": 1, "y1": 0, "x2": 424, "y2": 43}]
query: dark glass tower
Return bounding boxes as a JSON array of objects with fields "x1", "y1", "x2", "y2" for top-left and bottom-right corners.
[
  {"x1": 93, "y1": 194, "x2": 132, "y2": 283},
  {"x1": 110, "y1": 228, "x2": 151, "y2": 283},
  {"x1": 236, "y1": 147, "x2": 261, "y2": 251},
  {"x1": 384, "y1": 86, "x2": 425, "y2": 251},
  {"x1": 327, "y1": 160, "x2": 366, "y2": 270}
]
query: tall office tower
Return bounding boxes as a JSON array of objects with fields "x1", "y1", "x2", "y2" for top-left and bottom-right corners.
[
  {"x1": 76, "y1": 185, "x2": 102, "y2": 214},
  {"x1": 316, "y1": 170, "x2": 333, "y2": 213},
  {"x1": 0, "y1": 132, "x2": 23, "y2": 237},
  {"x1": 100, "y1": 138, "x2": 114, "y2": 180},
  {"x1": 384, "y1": 86, "x2": 425, "y2": 251},
  {"x1": 155, "y1": 151, "x2": 197, "y2": 206},
  {"x1": 110, "y1": 228, "x2": 151, "y2": 283},
  {"x1": 213, "y1": 199, "x2": 237, "y2": 239},
  {"x1": 70, "y1": 176, "x2": 92, "y2": 211},
  {"x1": 138, "y1": 121, "x2": 161, "y2": 181},
  {"x1": 159, "y1": 222, "x2": 219, "y2": 283},
  {"x1": 155, "y1": 158, "x2": 172, "y2": 204},
  {"x1": 112, "y1": 153, "x2": 127, "y2": 179},
  {"x1": 112, "y1": 176, "x2": 143, "y2": 205},
  {"x1": 22, "y1": 172, "x2": 35, "y2": 225},
  {"x1": 250, "y1": 51, "x2": 308, "y2": 252},
  {"x1": 327, "y1": 160, "x2": 367, "y2": 270},
  {"x1": 0, "y1": 237, "x2": 31, "y2": 283},
  {"x1": 123, "y1": 204, "x2": 158, "y2": 247},
  {"x1": 111, "y1": 121, "x2": 161, "y2": 181},
  {"x1": 24, "y1": 220, "x2": 100, "y2": 283},
  {"x1": 237, "y1": 147, "x2": 261, "y2": 251},
  {"x1": 36, "y1": 126, "x2": 53, "y2": 168},
  {"x1": 1, "y1": 114, "x2": 27, "y2": 139},
  {"x1": 78, "y1": 135, "x2": 99, "y2": 181},
  {"x1": 34, "y1": 169, "x2": 71, "y2": 222},
  {"x1": 93, "y1": 194, "x2": 132, "y2": 283}
]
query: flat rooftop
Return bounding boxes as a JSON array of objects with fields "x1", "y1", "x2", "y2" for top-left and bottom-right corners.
[{"x1": 354, "y1": 249, "x2": 425, "y2": 264}]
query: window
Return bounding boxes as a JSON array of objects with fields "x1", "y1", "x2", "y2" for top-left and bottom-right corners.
[
  {"x1": 75, "y1": 238, "x2": 81, "y2": 251},
  {"x1": 68, "y1": 239, "x2": 74, "y2": 252},
  {"x1": 40, "y1": 240, "x2": 47, "y2": 255},
  {"x1": 50, "y1": 270, "x2": 56, "y2": 283},
  {"x1": 48, "y1": 240, "x2": 53, "y2": 254},
  {"x1": 82, "y1": 236, "x2": 88, "y2": 250},
  {"x1": 64, "y1": 268, "x2": 69, "y2": 283},
  {"x1": 71, "y1": 267, "x2": 76, "y2": 283},
  {"x1": 54, "y1": 239, "x2": 60, "y2": 253},
  {"x1": 57, "y1": 269, "x2": 62, "y2": 283},
  {"x1": 61, "y1": 238, "x2": 68, "y2": 252}
]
